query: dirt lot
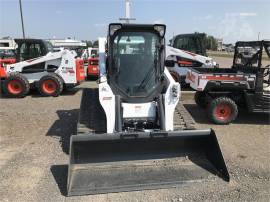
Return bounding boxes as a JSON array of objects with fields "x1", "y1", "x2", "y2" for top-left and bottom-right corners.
[
  {"x1": 0, "y1": 57, "x2": 270, "y2": 201},
  {"x1": 213, "y1": 56, "x2": 232, "y2": 68},
  {"x1": 213, "y1": 56, "x2": 269, "y2": 68}
]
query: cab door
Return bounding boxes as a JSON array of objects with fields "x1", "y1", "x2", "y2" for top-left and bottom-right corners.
[{"x1": 17, "y1": 41, "x2": 44, "y2": 62}]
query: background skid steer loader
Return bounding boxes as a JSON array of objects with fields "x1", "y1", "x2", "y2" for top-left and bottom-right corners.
[
  {"x1": 67, "y1": 23, "x2": 229, "y2": 196},
  {"x1": 1, "y1": 39, "x2": 85, "y2": 97}
]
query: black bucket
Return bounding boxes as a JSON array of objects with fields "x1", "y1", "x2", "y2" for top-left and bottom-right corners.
[{"x1": 67, "y1": 129, "x2": 229, "y2": 196}]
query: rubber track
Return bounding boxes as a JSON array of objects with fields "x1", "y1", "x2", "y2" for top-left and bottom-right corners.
[
  {"x1": 173, "y1": 102, "x2": 196, "y2": 130},
  {"x1": 77, "y1": 88, "x2": 107, "y2": 134},
  {"x1": 77, "y1": 88, "x2": 196, "y2": 134}
]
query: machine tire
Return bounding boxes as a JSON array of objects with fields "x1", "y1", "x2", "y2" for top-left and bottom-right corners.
[
  {"x1": 3, "y1": 73, "x2": 30, "y2": 98},
  {"x1": 38, "y1": 74, "x2": 63, "y2": 97},
  {"x1": 87, "y1": 74, "x2": 98, "y2": 81},
  {"x1": 208, "y1": 97, "x2": 238, "y2": 124},
  {"x1": 194, "y1": 91, "x2": 208, "y2": 108}
]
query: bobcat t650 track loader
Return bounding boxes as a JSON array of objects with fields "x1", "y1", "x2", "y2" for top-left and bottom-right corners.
[{"x1": 67, "y1": 23, "x2": 229, "y2": 196}]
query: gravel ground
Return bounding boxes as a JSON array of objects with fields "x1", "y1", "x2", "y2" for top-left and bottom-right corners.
[
  {"x1": 213, "y1": 57, "x2": 232, "y2": 68},
  {"x1": 0, "y1": 57, "x2": 270, "y2": 201}
]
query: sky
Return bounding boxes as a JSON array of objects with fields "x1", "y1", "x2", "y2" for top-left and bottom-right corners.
[{"x1": 0, "y1": 0, "x2": 269, "y2": 43}]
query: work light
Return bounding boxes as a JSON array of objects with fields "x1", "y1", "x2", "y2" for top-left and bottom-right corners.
[
  {"x1": 109, "y1": 24, "x2": 122, "y2": 36},
  {"x1": 154, "y1": 25, "x2": 166, "y2": 38}
]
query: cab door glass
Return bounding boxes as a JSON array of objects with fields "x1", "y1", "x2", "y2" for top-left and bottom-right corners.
[
  {"x1": 19, "y1": 42, "x2": 28, "y2": 61},
  {"x1": 29, "y1": 43, "x2": 42, "y2": 59}
]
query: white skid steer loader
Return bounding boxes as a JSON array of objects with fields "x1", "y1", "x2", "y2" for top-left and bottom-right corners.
[
  {"x1": 166, "y1": 45, "x2": 218, "y2": 84},
  {"x1": 1, "y1": 39, "x2": 85, "y2": 97},
  {"x1": 67, "y1": 23, "x2": 229, "y2": 196}
]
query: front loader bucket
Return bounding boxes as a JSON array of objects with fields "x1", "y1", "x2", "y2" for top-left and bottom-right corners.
[{"x1": 67, "y1": 129, "x2": 229, "y2": 196}]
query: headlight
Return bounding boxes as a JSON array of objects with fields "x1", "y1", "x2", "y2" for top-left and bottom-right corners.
[{"x1": 172, "y1": 84, "x2": 179, "y2": 97}]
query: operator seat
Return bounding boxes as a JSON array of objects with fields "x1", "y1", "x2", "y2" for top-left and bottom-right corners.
[{"x1": 29, "y1": 48, "x2": 40, "y2": 59}]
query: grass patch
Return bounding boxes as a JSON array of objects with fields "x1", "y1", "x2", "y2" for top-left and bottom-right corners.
[
  {"x1": 207, "y1": 52, "x2": 233, "y2": 58},
  {"x1": 207, "y1": 51, "x2": 269, "y2": 60}
]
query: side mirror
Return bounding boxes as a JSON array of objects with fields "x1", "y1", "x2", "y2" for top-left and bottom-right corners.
[{"x1": 165, "y1": 60, "x2": 175, "y2": 67}]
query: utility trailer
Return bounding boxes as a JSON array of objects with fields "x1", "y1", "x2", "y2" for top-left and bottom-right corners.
[
  {"x1": 186, "y1": 40, "x2": 270, "y2": 124},
  {"x1": 65, "y1": 23, "x2": 229, "y2": 196}
]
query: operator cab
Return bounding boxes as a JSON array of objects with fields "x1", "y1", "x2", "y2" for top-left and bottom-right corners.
[
  {"x1": 106, "y1": 23, "x2": 166, "y2": 102},
  {"x1": 14, "y1": 39, "x2": 54, "y2": 62},
  {"x1": 170, "y1": 33, "x2": 207, "y2": 56}
]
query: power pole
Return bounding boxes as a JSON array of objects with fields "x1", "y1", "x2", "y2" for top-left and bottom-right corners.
[
  {"x1": 119, "y1": 0, "x2": 135, "y2": 23},
  {"x1": 19, "y1": 0, "x2": 25, "y2": 38}
]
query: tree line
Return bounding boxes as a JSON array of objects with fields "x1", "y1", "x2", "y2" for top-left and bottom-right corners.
[
  {"x1": 205, "y1": 35, "x2": 218, "y2": 51},
  {"x1": 83, "y1": 34, "x2": 219, "y2": 51},
  {"x1": 82, "y1": 40, "x2": 98, "y2": 48}
]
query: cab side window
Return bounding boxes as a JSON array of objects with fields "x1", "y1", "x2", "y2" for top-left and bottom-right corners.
[
  {"x1": 29, "y1": 43, "x2": 42, "y2": 59},
  {"x1": 19, "y1": 42, "x2": 28, "y2": 61}
]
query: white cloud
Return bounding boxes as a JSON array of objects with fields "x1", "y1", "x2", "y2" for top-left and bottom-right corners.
[
  {"x1": 153, "y1": 18, "x2": 164, "y2": 24},
  {"x1": 194, "y1": 14, "x2": 213, "y2": 21},
  {"x1": 55, "y1": 10, "x2": 62, "y2": 15},
  {"x1": 94, "y1": 23, "x2": 107, "y2": 27},
  {"x1": 239, "y1": 12, "x2": 257, "y2": 17},
  {"x1": 212, "y1": 12, "x2": 256, "y2": 43},
  {"x1": 204, "y1": 14, "x2": 213, "y2": 20}
]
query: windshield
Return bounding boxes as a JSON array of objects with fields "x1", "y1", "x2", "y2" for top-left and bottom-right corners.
[
  {"x1": 173, "y1": 35, "x2": 206, "y2": 56},
  {"x1": 111, "y1": 31, "x2": 160, "y2": 97},
  {"x1": 45, "y1": 41, "x2": 54, "y2": 53}
]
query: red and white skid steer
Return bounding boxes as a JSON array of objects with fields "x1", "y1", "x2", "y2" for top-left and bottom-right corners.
[{"x1": 0, "y1": 39, "x2": 85, "y2": 97}]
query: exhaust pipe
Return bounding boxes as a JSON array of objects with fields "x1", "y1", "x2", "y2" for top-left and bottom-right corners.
[{"x1": 67, "y1": 129, "x2": 229, "y2": 196}]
